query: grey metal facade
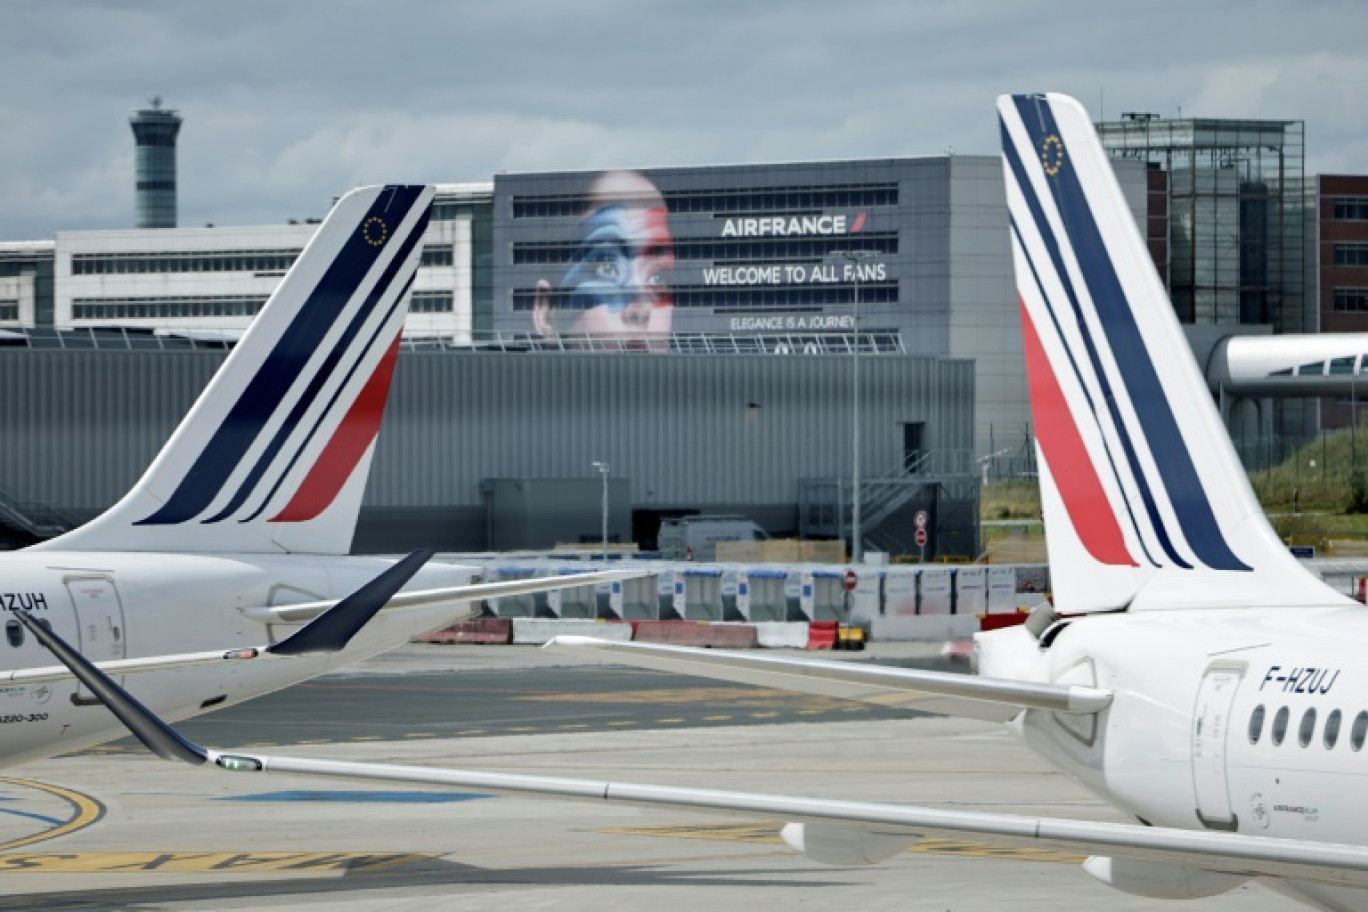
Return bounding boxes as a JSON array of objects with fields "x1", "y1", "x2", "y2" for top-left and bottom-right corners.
[{"x1": 0, "y1": 348, "x2": 973, "y2": 555}]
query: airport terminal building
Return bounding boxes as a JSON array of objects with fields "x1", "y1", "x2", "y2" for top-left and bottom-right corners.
[
  {"x1": 9, "y1": 117, "x2": 1349, "y2": 556},
  {"x1": 1, "y1": 155, "x2": 1078, "y2": 556}
]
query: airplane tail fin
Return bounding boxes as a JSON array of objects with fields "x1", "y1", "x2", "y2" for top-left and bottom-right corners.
[
  {"x1": 997, "y1": 94, "x2": 1347, "y2": 612},
  {"x1": 36, "y1": 184, "x2": 434, "y2": 555}
]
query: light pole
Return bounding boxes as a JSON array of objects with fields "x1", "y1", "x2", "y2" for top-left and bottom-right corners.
[
  {"x1": 591, "y1": 461, "x2": 609, "y2": 561},
  {"x1": 837, "y1": 250, "x2": 876, "y2": 563}
]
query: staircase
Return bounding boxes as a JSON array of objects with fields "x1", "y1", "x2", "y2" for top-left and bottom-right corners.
[
  {"x1": 0, "y1": 482, "x2": 82, "y2": 540},
  {"x1": 798, "y1": 450, "x2": 976, "y2": 557}
]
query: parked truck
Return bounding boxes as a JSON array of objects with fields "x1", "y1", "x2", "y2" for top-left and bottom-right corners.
[{"x1": 658, "y1": 515, "x2": 768, "y2": 561}]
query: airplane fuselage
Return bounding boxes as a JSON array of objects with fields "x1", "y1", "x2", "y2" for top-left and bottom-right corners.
[
  {"x1": 0, "y1": 551, "x2": 476, "y2": 767},
  {"x1": 981, "y1": 606, "x2": 1368, "y2": 907}
]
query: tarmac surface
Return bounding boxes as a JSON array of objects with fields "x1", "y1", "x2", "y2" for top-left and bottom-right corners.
[{"x1": 0, "y1": 644, "x2": 1292, "y2": 911}]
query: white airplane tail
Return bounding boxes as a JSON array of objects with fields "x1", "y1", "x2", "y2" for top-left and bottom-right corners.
[
  {"x1": 998, "y1": 94, "x2": 1348, "y2": 612},
  {"x1": 35, "y1": 184, "x2": 434, "y2": 555}
]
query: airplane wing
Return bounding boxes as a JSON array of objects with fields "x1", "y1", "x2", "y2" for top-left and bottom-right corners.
[
  {"x1": 21, "y1": 614, "x2": 1368, "y2": 892},
  {"x1": 238, "y1": 567, "x2": 646, "y2": 625},
  {"x1": 542, "y1": 637, "x2": 1107, "y2": 722},
  {"x1": 4, "y1": 561, "x2": 643, "y2": 686}
]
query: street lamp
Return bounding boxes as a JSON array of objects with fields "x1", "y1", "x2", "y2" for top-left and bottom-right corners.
[
  {"x1": 591, "y1": 461, "x2": 609, "y2": 561},
  {"x1": 837, "y1": 250, "x2": 876, "y2": 564}
]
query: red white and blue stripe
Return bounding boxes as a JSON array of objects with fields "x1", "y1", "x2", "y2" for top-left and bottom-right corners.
[{"x1": 135, "y1": 185, "x2": 429, "y2": 530}]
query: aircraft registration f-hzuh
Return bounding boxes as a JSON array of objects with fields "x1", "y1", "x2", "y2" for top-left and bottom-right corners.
[
  {"x1": 0, "y1": 182, "x2": 639, "y2": 769},
  {"x1": 35, "y1": 98, "x2": 1368, "y2": 911}
]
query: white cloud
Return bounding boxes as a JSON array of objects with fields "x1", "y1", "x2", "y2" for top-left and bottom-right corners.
[{"x1": 0, "y1": 0, "x2": 1365, "y2": 239}]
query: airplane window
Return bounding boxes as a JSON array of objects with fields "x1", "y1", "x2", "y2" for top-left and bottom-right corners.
[
  {"x1": 1299, "y1": 708, "x2": 1318, "y2": 747},
  {"x1": 1271, "y1": 706, "x2": 1289, "y2": 745},
  {"x1": 4, "y1": 620, "x2": 21, "y2": 648},
  {"x1": 1248, "y1": 704, "x2": 1266, "y2": 744},
  {"x1": 1354, "y1": 712, "x2": 1368, "y2": 751},
  {"x1": 1325, "y1": 709, "x2": 1343, "y2": 749}
]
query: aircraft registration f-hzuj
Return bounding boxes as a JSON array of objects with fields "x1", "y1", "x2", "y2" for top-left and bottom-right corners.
[
  {"x1": 0, "y1": 182, "x2": 640, "y2": 769},
  {"x1": 34, "y1": 99, "x2": 1368, "y2": 911}
]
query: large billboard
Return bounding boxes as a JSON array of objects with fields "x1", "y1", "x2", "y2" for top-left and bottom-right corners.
[{"x1": 492, "y1": 159, "x2": 951, "y2": 353}]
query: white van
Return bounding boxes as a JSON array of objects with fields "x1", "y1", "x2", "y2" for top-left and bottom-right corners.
[{"x1": 658, "y1": 515, "x2": 768, "y2": 561}]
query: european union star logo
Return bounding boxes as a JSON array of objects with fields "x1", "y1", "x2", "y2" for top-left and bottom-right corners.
[{"x1": 1040, "y1": 135, "x2": 1065, "y2": 177}]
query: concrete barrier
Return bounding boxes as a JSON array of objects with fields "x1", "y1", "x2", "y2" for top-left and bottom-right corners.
[
  {"x1": 416, "y1": 618, "x2": 512, "y2": 645},
  {"x1": 752, "y1": 622, "x2": 809, "y2": 649},
  {"x1": 631, "y1": 621, "x2": 758, "y2": 648},
  {"x1": 806, "y1": 620, "x2": 838, "y2": 650},
  {"x1": 871, "y1": 615, "x2": 980, "y2": 642},
  {"x1": 512, "y1": 618, "x2": 633, "y2": 645}
]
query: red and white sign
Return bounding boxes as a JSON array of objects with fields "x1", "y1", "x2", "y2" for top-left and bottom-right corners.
[
  {"x1": 914, "y1": 511, "x2": 929, "y2": 529},
  {"x1": 843, "y1": 569, "x2": 858, "y2": 592},
  {"x1": 914, "y1": 528, "x2": 928, "y2": 547}
]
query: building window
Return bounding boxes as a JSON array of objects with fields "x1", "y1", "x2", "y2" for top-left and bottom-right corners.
[
  {"x1": 71, "y1": 249, "x2": 301, "y2": 276},
  {"x1": 0, "y1": 301, "x2": 18, "y2": 321},
  {"x1": 513, "y1": 233, "x2": 897, "y2": 266},
  {"x1": 1334, "y1": 289, "x2": 1368, "y2": 313},
  {"x1": 1334, "y1": 198, "x2": 1368, "y2": 221},
  {"x1": 420, "y1": 245, "x2": 453, "y2": 267},
  {"x1": 409, "y1": 291, "x2": 454, "y2": 313},
  {"x1": 71, "y1": 295, "x2": 268, "y2": 320},
  {"x1": 1335, "y1": 243, "x2": 1368, "y2": 266},
  {"x1": 511, "y1": 182, "x2": 900, "y2": 219}
]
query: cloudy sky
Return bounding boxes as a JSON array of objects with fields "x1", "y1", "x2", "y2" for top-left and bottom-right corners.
[{"x1": 1, "y1": 0, "x2": 1364, "y2": 240}]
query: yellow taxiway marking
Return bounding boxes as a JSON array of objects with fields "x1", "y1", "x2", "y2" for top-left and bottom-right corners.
[
  {"x1": 598, "y1": 822, "x2": 1084, "y2": 864},
  {"x1": 0, "y1": 777, "x2": 105, "y2": 852},
  {"x1": 0, "y1": 851, "x2": 437, "y2": 873},
  {"x1": 522, "y1": 687, "x2": 859, "y2": 712}
]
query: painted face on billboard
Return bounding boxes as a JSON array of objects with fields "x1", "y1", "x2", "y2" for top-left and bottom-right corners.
[{"x1": 533, "y1": 171, "x2": 674, "y2": 351}]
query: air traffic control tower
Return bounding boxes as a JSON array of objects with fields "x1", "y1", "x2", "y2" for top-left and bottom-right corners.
[{"x1": 129, "y1": 97, "x2": 182, "y2": 229}]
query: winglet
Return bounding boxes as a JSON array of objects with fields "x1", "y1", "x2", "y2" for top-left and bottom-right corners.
[
  {"x1": 267, "y1": 549, "x2": 434, "y2": 656},
  {"x1": 13, "y1": 608, "x2": 207, "y2": 765}
]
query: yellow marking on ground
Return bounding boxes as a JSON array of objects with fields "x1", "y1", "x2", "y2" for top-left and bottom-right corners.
[
  {"x1": 403, "y1": 732, "x2": 438, "y2": 739},
  {"x1": 0, "y1": 778, "x2": 105, "y2": 852},
  {"x1": 608, "y1": 720, "x2": 635, "y2": 726},
  {"x1": 597, "y1": 822, "x2": 1083, "y2": 863},
  {"x1": 0, "y1": 851, "x2": 437, "y2": 873},
  {"x1": 559, "y1": 724, "x2": 589, "y2": 730},
  {"x1": 523, "y1": 687, "x2": 856, "y2": 711},
  {"x1": 602, "y1": 822, "x2": 782, "y2": 844},
  {"x1": 656, "y1": 718, "x2": 685, "y2": 724},
  {"x1": 702, "y1": 715, "x2": 733, "y2": 721},
  {"x1": 353, "y1": 735, "x2": 383, "y2": 741},
  {"x1": 909, "y1": 839, "x2": 1083, "y2": 863},
  {"x1": 749, "y1": 711, "x2": 779, "y2": 719},
  {"x1": 509, "y1": 726, "x2": 536, "y2": 732}
]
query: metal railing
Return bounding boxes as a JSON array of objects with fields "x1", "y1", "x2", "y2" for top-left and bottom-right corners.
[
  {"x1": 797, "y1": 450, "x2": 976, "y2": 554},
  {"x1": 0, "y1": 482, "x2": 82, "y2": 539},
  {"x1": 0, "y1": 326, "x2": 908, "y2": 356}
]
